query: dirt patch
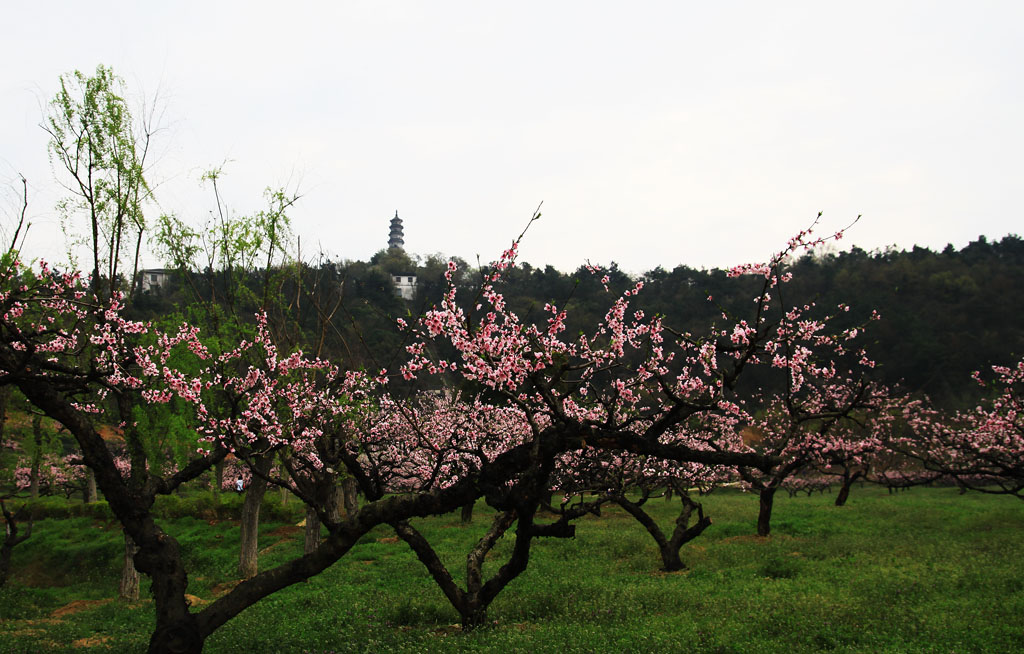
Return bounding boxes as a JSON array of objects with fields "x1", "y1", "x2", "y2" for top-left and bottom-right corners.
[
  {"x1": 376, "y1": 536, "x2": 399, "y2": 544},
  {"x1": 51, "y1": 599, "x2": 113, "y2": 618},
  {"x1": 721, "y1": 534, "x2": 771, "y2": 544},
  {"x1": 430, "y1": 624, "x2": 463, "y2": 635},
  {"x1": 267, "y1": 525, "x2": 302, "y2": 538},
  {"x1": 72, "y1": 634, "x2": 112, "y2": 648},
  {"x1": 211, "y1": 580, "x2": 241, "y2": 597},
  {"x1": 184, "y1": 594, "x2": 207, "y2": 607},
  {"x1": 7, "y1": 620, "x2": 60, "y2": 637}
]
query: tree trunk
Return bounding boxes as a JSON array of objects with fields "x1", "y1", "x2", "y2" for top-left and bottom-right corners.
[
  {"x1": 0, "y1": 386, "x2": 10, "y2": 441},
  {"x1": 836, "y1": 478, "x2": 853, "y2": 506},
  {"x1": 85, "y1": 469, "x2": 98, "y2": 503},
  {"x1": 304, "y1": 506, "x2": 322, "y2": 554},
  {"x1": 238, "y1": 456, "x2": 272, "y2": 579},
  {"x1": 757, "y1": 487, "x2": 776, "y2": 537},
  {"x1": 1, "y1": 501, "x2": 32, "y2": 588},
  {"x1": 0, "y1": 537, "x2": 14, "y2": 588},
  {"x1": 460, "y1": 604, "x2": 489, "y2": 630},
  {"x1": 328, "y1": 486, "x2": 344, "y2": 524},
  {"x1": 393, "y1": 510, "x2": 523, "y2": 631},
  {"x1": 835, "y1": 471, "x2": 863, "y2": 507},
  {"x1": 460, "y1": 500, "x2": 474, "y2": 524},
  {"x1": 119, "y1": 532, "x2": 141, "y2": 601},
  {"x1": 213, "y1": 459, "x2": 224, "y2": 494},
  {"x1": 29, "y1": 414, "x2": 42, "y2": 499},
  {"x1": 278, "y1": 466, "x2": 290, "y2": 506},
  {"x1": 341, "y1": 476, "x2": 359, "y2": 517},
  {"x1": 613, "y1": 491, "x2": 711, "y2": 571}
]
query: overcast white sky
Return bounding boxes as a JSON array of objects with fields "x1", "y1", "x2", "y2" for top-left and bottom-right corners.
[{"x1": 2, "y1": 1, "x2": 1022, "y2": 274}]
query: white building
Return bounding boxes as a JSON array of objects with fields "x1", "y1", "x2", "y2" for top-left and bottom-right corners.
[
  {"x1": 393, "y1": 274, "x2": 417, "y2": 300},
  {"x1": 139, "y1": 269, "x2": 174, "y2": 294}
]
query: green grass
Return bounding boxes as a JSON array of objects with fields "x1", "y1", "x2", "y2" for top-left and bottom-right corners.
[{"x1": 2, "y1": 485, "x2": 1023, "y2": 653}]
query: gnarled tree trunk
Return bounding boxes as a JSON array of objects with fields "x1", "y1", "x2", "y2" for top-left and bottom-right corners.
[{"x1": 613, "y1": 489, "x2": 712, "y2": 571}]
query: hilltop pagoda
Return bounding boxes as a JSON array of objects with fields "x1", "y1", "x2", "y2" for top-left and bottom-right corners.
[
  {"x1": 386, "y1": 211, "x2": 416, "y2": 300},
  {"x1": 388, "y1": 211, "x2": 405, "y2": 250}
]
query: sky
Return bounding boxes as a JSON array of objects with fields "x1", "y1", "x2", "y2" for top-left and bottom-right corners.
[{"x1": 1, "y1": 1, "x2": 1022, "y2": 274}]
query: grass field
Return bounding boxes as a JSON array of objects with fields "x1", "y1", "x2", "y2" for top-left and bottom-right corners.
[{"x1": 1, "y1": 485, "x2": 1022, "y2": 653}]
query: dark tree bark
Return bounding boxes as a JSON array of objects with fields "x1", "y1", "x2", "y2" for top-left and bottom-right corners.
[
  {"x1": 835, "y1": 470, "x2": 864, "y2": 507},
  {"x1": 460, "y1": 500, "x2": 474, "y2": 524},
  {"x1": 392, "y1": 455, "x2": 580, "y2": 631},
  {"x1": 1, "y1": 500, "x2": 32, "y2": 587},
  {"x1": 0, "y1": 385, "x2": 10, "y2": 441},
  {"x1": 757, "y1": 487, "x2": 776, "y2": 537},
  {"x1": 612, "y1": 489, "x2": 712, "y2": 571},
  {"x1": 394, "y1": 506, "x2": 565, "y2": 630}
]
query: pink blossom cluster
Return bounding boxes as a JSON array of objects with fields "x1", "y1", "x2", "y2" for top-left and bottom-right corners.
[{"x1": 894, "y1": 358, "x2": 1024, "y2": 495}]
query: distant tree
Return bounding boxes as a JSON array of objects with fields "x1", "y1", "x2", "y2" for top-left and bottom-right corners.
[{"x1": 43, "y1": 65, "x2": 157, "y2": 301}]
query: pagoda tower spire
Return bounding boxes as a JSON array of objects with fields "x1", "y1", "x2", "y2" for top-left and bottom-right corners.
[{"x1": 388, "y1": 211, "x2": 405, "y2": 250}]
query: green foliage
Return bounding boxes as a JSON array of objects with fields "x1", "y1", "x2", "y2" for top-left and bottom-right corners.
[{"x1": 44, "y1": 64, "x2": 152, "y2": 297}]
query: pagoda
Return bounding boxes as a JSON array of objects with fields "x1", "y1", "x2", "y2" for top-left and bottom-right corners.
[
  {"x1": 386, "y1": 211, "x2": 416, "y2": 300},
  {"x1": 388, "y1": 211, "x2": 405, "y2": 250}
]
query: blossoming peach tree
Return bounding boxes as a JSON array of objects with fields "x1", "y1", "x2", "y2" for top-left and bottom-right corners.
[
  {"x1": 895, "y1": 359, "x2": 1024, "y2": 497},
  {"x1": 0, "y1": 216, "x2": 911, "y2": 652}
]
